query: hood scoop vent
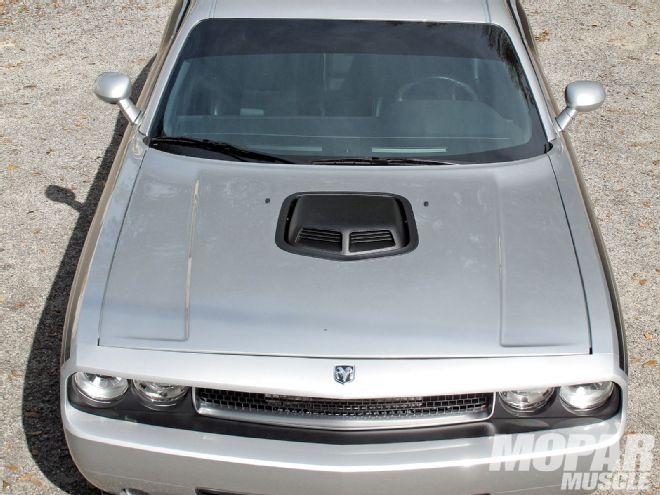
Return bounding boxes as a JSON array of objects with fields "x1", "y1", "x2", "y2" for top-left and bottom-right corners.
[
  {"x1": 276, "y1": 192, "x2": 418, "y2": 260},
  {"x1": 349, "y1": 229, "x2": 396, "y2": 252},
  {"x1": 296, "y1": 228, "x2": 343, "y2": 253}
]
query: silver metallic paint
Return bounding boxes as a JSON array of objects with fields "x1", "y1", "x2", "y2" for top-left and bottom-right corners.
[
  {"x1": 564, "y1": 81, "x2": 607, "y2": 112},
  {"x1": 556, "y1": 81, "x2": 606, "y2": 130},
  {"x1": 547, "y1": 136, "x2": 625, "y2": 365},
  {"x1": 98, "y1": 151, "x2": 590, "y2": 359},
  {"x1": 93, "y1": 72, "x2": 142, "y2": 125},
  {"x1": 93, "y1": 72, "x2": 133, "y2": 104},
  {"x1": 62, "y1": 396, "x2": 622, "y2": 495},
  {"x1": 62, "y1": 1, "x2": 627, "y2": 493}
]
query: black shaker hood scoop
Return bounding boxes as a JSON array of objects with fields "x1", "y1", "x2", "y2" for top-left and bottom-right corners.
[{"x1": 276, "y1": 192, "x2": 418, "y2": 260}]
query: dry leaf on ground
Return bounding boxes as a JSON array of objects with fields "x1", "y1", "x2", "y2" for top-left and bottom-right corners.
[{"x1": 535, "y1": 30, "x2": 550, "y2": 42}]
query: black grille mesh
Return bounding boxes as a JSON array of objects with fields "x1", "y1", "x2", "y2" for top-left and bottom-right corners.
[{"x1": 195, "y1": 389, "x2": 492, "y2": 420}]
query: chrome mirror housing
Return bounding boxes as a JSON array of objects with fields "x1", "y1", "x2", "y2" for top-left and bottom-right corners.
[
  {"x1": 556, "y1": 80, "x2": 606, "y2": 131},
  {"x1": 93, "y1": 72, "x2": 141, "y2": 125}
]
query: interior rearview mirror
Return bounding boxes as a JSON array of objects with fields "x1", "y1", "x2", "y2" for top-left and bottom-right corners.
[
  {"x1": 556, "y1": 80, "x2": 606, "y2": 131},
  {"x1": 93, "y1": 72, "x2": 141, "y2": 125}
]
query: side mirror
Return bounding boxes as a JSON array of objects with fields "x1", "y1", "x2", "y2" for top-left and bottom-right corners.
[
  {"x1": 93, "y1": 72, "x2": 141, "y2": 125},
  {"x1": 556, "y1": 81, "x2": 606, "y2": 131}
]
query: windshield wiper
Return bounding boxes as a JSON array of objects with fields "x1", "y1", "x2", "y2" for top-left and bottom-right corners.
[
  {"x1": 149, "y1": 136, "x2": 294, "y2": 164},
  {"x1": 311, "y1": 157, "x2": 463, "y2": 166}
]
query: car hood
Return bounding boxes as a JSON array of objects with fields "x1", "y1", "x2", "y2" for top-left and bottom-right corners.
[{"x1": 98, "y1": 149, "x2": 590, "y2": 358}]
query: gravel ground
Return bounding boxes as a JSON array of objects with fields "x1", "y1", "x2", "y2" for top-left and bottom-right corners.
[{"x1": 0, "y1": 1, "x2": 657, "y2": 494}]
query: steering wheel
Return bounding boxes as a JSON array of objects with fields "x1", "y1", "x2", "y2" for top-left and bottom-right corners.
[{"x1": 396, "y1": 76, "x2": 478, "y2": 102}]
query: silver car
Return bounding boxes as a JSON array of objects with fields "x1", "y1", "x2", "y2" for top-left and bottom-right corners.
[{"x1": 61, "y1": 1, "x2": 627, "y2": 494}]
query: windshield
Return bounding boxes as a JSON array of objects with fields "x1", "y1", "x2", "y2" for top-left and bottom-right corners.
[{"x1": 152, "y1": 19, "x2": 547, "y2": 163}]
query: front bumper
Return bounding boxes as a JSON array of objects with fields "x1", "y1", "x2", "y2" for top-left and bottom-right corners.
[{"x1": 63, "y1": 400, "x2": 623, "y2": 495}]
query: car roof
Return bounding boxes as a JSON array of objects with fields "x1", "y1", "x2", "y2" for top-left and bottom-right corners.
[{"x1": 204, "y1": 0, "x2": 513, "y2": 24}]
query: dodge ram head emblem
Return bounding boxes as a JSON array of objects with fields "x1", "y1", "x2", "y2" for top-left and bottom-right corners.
[{"x1": 334, "y1": 365, "x2": 355, "y2": 384}]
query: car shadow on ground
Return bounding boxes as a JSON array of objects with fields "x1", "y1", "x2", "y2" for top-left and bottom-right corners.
[{"x1": 22, "y1": 60, "x2": 153, "y2": 495}]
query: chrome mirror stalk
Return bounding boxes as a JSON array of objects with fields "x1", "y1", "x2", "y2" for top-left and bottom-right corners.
[
  {"x1": 93, "y1": 72, "x2": 142, "y2": 125},
  {"x1": 557, "y1": 80, "x2": 606, "y2": 130}
]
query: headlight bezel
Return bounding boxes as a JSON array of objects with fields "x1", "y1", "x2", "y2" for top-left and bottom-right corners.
[
  {"x1": 71, "y1": 372, "x2": 129, "y2": 407},
  {"x1": 69, "y1": 373, "x2": 190, "y2": 410},
  {"x1": 497, "y1": 382, "x2": 618, "y2": 417},
  {"x1": 132, "y1": 380, "x2": 190, "y2": 408},
  {"x1": 559, "y1": 381, "x2": 615, "y2": 412},
  {"x1": 497, "y1": 387, "x2": 556, "y2": 414}
]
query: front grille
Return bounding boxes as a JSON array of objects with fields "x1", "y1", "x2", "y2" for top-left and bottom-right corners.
[{"x1": 194, "y1": 389, "x2": 494, "y2": 430}]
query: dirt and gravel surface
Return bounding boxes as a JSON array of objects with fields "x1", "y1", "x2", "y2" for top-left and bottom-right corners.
[{"x1": 0, "y1": 1, "x2": 658, "y2": 494}]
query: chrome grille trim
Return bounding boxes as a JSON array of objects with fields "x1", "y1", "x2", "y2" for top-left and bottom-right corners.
[{"x1": 193, "y1": 388, "x2": 495, "y2": 430}]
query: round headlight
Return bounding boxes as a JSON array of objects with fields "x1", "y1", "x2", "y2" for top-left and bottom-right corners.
[
  {"x1": 72, "y1": 372, "x2": 129, "y2": 405},
  {"x1": 133, "y1": 381, "x2": 189, "y2": 407},
  {"x1": 559, "y1": 382, "x2": 614, "y2": 411},
  {"x1": 498, "y1": 388, "x2": 554, "y2": 412}
]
